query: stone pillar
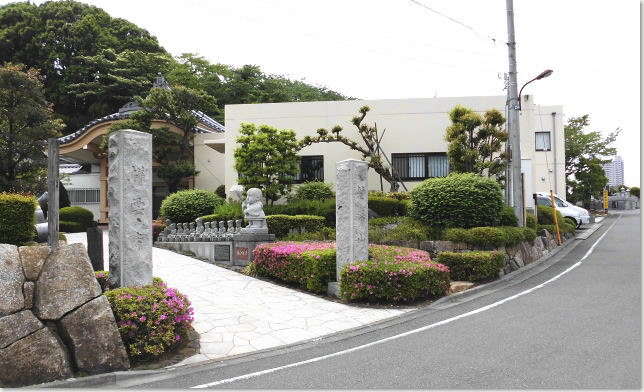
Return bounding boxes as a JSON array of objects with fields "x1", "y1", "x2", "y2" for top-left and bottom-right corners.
[
  {"x1": 329, "y1": 159, "x2": 369, "y2": 296},
  {"x1": 108, "y1": 130, "x2": 152, "y2": 287},
  {"x1": 99, "y1": 157, "x2": 108, "y2": 224}
]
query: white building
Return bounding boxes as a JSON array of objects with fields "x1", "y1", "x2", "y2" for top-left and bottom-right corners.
[
  {"x1": 204, "y1": 95, "x2": 565, "y2": 211},
  {"x1": 602, "y1": 156, "x2": 625, "y2": 187}
]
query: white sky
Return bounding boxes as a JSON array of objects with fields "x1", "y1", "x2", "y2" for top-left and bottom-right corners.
[{"x1": 20, "y1": 0, "x2": 642, "y2": 186}]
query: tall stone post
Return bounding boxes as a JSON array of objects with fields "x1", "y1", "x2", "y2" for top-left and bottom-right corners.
[
  {"x1": 108, "y1": 130, "x2": 152, "y2": 287},
  {"x1": 328, "y1": 159, "x2": 369, "y2": 296},
  {"x1": 47, "y1": 138, "x2": 59, "y2": 248}
]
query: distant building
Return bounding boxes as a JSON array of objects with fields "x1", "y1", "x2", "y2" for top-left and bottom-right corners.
[
  {"x1": 609, "y1": 190, "x2": 639, "y2": 210},
  {"x1": 603, "y1": 156, "x2": 624, "y2": 187}
]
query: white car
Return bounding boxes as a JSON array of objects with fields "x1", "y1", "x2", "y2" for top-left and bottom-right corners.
[{"x1": 535, "y1": 192, "x2": 591, "y2": 228}]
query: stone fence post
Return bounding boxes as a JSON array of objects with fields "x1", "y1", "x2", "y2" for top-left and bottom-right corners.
[
  {"x1": 328, "y1": 159, "x2": 369, "y2": 296},
  {"x1": 108, "y1": 130, "x2": 152, "y2": 287}
]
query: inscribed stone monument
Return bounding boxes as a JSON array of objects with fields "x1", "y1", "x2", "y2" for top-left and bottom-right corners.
[{"x1": 107, "y1": 130, "x2": 152, "y2": 287}]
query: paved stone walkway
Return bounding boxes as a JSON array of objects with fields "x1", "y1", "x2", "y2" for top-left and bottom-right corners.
[{"x1": 65, "y1": 231, "x2": 414, "y2": 367}]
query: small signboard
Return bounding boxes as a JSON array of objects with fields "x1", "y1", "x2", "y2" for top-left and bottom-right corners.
[
  {"x1": 214, "y1": 244, "x2": 231, "y2": 262},
  {"x1": 603, "y1": 189, "x2": 609, "y2": 211},
  {"x1": 235, "y1": 247, "x2": 249, "y2": 262}
]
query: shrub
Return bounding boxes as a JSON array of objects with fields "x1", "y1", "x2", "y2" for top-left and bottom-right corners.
[
  {"x1": 200, "y1": 202, "x2": 243, "y2": 223},
  {"x1": 526, "y1": 213, "x2": 537, "y2": 230},
  {"x1": 368, "y1": 217, "x2": 433, "y2": 243},
  {"x1": 386, "y1": 192, "x2": 410, "y2": 200},
  {"x1": 499, "y1": 226, "x2": 526, "y2": 247},
  {"x1": 536, "y1": 205, "x2": 564, "y2": 225},
  {"x1": 283, "y1": 227, "x2": 336, "y2": 241},
  {"x1": 436, "y1": 251, "x2": 504, "y2": 282},
  {"x1": 159, "y1": 189, "x2": 224, "y2": 223},
  {"x1": 265, "y1": 199, "x2": 335, "y2": 226},
  {"x1": 443, "y1": 226, "x2": 532, "y2": 248},
  {"x1": 442, "y1": 228, "x2": 471, "y2": 244},
  {"x1": 252, "y1": 242, "x2": 337, "y2": 293},
  {"x1": 59, "y1": 221, "x2": 85, "y2": 233},
  {"x1": 59, "y1": 206, "x2": 94, "y2": 230},
  {"x1": 0, "y1": 193, "x2": 36, "y2": 245},
  {"x1": 215, "y1": 184, "x2": 226, "y2": 199},
  {"x1": 500, "y1": 205, "x2": 518, "y2": 226},
  {"x1": 340, "y1": 245, "x2": 450, "y2": 303},
  {"x1": 105, "y1": 278, "x2": 194, "y2": 362},
  {"x1": 266, "y1": 215, "x2": 326, "y2": 238},
  {"x1": 368, "y1": 196, "x2": 407, "y2": 217},
  {"x1": 409, "y1": 173, "x2": 504, "y2": 228},
  {"x1": 95, "y1": 270, "x2": 111, "y2": 292},
  {"x1": 293, "y1": 182, "x2": 334, "y2": 201},
  {"x1": 522, "y1": 227, "x2": 537, "y2": 243}
]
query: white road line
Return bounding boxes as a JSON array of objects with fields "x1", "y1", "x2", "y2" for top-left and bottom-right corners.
[{"x1": 191, "y1": 215, "x2": 621, "y2": 389}]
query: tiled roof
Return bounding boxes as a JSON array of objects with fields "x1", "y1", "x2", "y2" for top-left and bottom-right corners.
[{"x1": 58, "y1": 108, "x2": 224, "y2": 145}]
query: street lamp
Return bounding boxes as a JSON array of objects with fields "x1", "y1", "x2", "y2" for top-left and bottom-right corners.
[{"x1": 518, "y1": 69, "x2": 553, "y2": 110}]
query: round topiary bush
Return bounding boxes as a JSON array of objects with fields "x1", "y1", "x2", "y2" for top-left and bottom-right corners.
[
  {"x1": 409, "y1": 173, "x2": 504, "y2": 229},
  {"x1": 59, "y1": 206, "x2": 94, "y2": 230},
  {"x1": 159, "y1": 189, "x2": 224, "y2": 223},
  {"x1": 105, "y1": 278, "x2": 194, "y2": 362},
  {"x1": 293, "y1": 182, "x2": 334, "y2": 201}
]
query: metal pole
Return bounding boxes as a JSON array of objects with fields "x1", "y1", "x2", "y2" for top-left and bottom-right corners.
[
  {"x1": 47, "y1": 138, "x2": 59, "y2": 248},
  {"x1": 506, "y1": 0, "x2": 524, "y2": 226}
]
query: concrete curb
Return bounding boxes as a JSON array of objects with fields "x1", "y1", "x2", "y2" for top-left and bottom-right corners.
[{"x1": 37, "y1": 219, "x2": 608, "y2": 388}]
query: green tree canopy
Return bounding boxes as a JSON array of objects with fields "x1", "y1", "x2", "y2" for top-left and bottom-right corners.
[
  {"x1": 629, "y1": 186, "x2": 639, "y2": 198},
  {"x1": 564, "y1": 115, "x2": 621, "y2": 206},
  {"x1": 445, "y1": 105, "x2": 508, "y2": 181},
  {"x1": 0, "y1": 0, "x2": 172, "y2": 134},
  {"x1": 0, "y1": 64, "x2": 64, "y2": 193},
  {"x1": 234, "y1": 123, "x2": 300, "y2": 204}
]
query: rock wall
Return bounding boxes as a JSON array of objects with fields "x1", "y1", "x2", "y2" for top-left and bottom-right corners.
[{"x1": 0, "y1": 243, "x2": 129, "y2": 387}]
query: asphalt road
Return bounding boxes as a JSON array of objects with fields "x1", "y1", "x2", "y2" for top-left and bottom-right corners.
[{"x1": 122, "y1": 211, "x2": 641, "y2": 389}]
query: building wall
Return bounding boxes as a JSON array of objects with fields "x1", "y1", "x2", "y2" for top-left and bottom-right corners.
[
  {"x1": 194, "y1": 133, "x2": 226, "y2": 192},
  {"x1": 61, "y1": 173, "x2": 101, "y2": 219},
  {"x1": 221, "y1": 96, "x2": 565, "y2": 203}
]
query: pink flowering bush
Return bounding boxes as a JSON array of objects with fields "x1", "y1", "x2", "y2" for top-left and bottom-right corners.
[
  {"x1": 252, "y1": 242, "x2": 451, "y2": 302},
  {"x1": 105, "y1": 277, "x2": 194, "y2": 362},
  {"x1": 340, "y1": 245, "x2": 451, "y2": 303},
  {"x1": 94, "y1": 270, "x2": 111, "y2": 292},
  {"x1": 253, "y1": 242, "x2": 336, "y2": 293}
]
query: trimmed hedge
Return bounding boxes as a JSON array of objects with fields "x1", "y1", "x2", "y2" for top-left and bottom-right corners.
[
  {"x1": 409, "y1": 173, "x2": 504, "y2": 228},
  {"x1": 60, "y1": 206, "x2": 94, "y2": 231},
  {"x1": 368, "y1": 216, "x2": 437, "y2": 243},
  {"x1": 436, "y1": 251, "x2": 504, "y2": 282},
  {"x1": 60, "y1": 221, "x2": 85, "y2": 233},
  {"x1": 368, "y1": 196, "x2": 407, "y2": 217},
  {"x1": 266, "y1": 215, "x2": 326, "y2": 238},
  {"x1": 293, "y1": 182, "x2": 334, "y2": 201},
  {"x1": 159, "y1": 189, "x2": 224, "y2": 223},
  {"x1": 500, "y1": 205, "x2": 518, "y2": 226},
  {"x1": 200, "y1": 202, "x2": 243, "y2": 223},
  {"x1": 265, "y1": 199, "x2": 335, "y2": 226},
  {"x1": 283, "y1": 227, "x2": 336, "y2": 241},
  {"x1": 526, "y1": 213, "x2": 537, "y2": 230},
  {"x1": 105, "y1": 278, "x2": 194, "y2": 362},
  {"x1": 442, "y1": 226, "x2": 537, "y2": 249},
  {"x1": 0, "y1": 193, "x2": 36, "y2": 245},
  {"x1": 341, "y1": 245, "x2": 450, "y2": 303},
  {"x1": 536, "y1": 205, "x2": 564, "y2": 225}
]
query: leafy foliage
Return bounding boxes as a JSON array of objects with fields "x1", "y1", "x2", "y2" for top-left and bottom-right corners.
[
  {"x1": 442, "y1": 226, "x2": 534, "y2": 249},
  {"x1": 409, "y1": 173, "x2": 504, "y2": 229},
  {"x1": 0, "y1": 192, "x2": 36, "y2": 245},
  {"x1": 234, "y1": 123, "x2": 300, "y2": 204},
  {"x1": 445, "y1": 105, "x2": 507, "y2": 181},
  {"x1": 436, "y1": 251, "x2": 504, "y2": 282},
  {"x1": 266, "y1": 214, "x2": 326, "y2": 238},
  {"x1": 564, "y1": 115, "x2": 620, "y2": 206},
  {"x1": 630, "y1": 186, "x2": 640, "y2": 198},
  {"x1": 293, "y1": 182, "x2": 334, "y2": 201},
  {"x1": 368, "y1": 196, "x2": 407, "y2": 217},
  {"x1": 340, "y1": 245, "x2": 450, "y2": 303},
  {"x1": 215, "y1": 185, "x2": 226, "y2": 199},
  {"x1": 298, "y1": 106, "x2": 402, "y2": 191},
  {"x1": 59, "y1": 206, "x2": 94, "y2": 230},
  {"x1": 283, "y1": 227, "x2": 336, "y2": 241},
  {"x1": 368, "y1": 216, "x2": 437, "y2": 243},
  {"x1": 525, "y1": 213, "x2": 537, "y2": 230},
  {"x1": 159, "y1": 189, "x2": 223, "y2": 223},
  {"x1": 499, "y1": 205, "x2": 518, "y2": 226},
  {"x1": 0, "y1": 64, "x2": 64, "y2": 193},
  {"x1": 105, "y1": 278, "x2": 194, "y2": 362}
]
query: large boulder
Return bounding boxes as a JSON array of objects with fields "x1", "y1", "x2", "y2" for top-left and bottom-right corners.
[
  {"x1": 34, "y1": 244, "x2": 102, "y2": 320},
  {"x1": 0, "y1": 310, "x2": 43, "y2": 348},
  {"x1": 0, "y1": 244, "x2": 25, "y2": 315},
  {"x1": 0, "y1": 327, "x2": 73, "y2": 387},
  {"x1": 19, "y1": 245, "x2": 50, "y2": 281},
  {"x1": 59, "y1": 295, "x2": 130, "y2": 374}
]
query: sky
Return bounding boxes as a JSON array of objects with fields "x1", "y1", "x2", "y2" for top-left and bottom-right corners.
[{"x1": 20, "y1": 0, "x2": 642, "y2": 186}]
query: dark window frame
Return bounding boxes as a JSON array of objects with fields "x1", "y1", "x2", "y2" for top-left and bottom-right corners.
[
  {"x1": 535, "y1": 131, "x2": 552, "y2": 151},
  {"x1": 294, "y1": 155, "x2": 324, "y2": 183},
  {"x1": 391, "y1": 152, "x2": 449, "y2": 181}
]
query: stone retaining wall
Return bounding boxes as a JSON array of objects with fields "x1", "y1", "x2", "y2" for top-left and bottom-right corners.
[{"x1": 0, "y1": 243, "x2": 129, "y2": 387}]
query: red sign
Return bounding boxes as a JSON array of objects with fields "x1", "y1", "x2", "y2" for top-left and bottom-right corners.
[{"x1": 235, "y1": 247, "x2": 249, "y2": 261}]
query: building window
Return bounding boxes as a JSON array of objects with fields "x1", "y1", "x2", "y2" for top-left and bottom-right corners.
[
  {"x1": 68, "y1": 189, "x2": 100, "y2": 204},
  {"x1": 391, "y1": 153, "x2": 449, "y2": 181},
  {"x1": 535, "y1": 132, "x2": 551, "y2": 151},
  {"x1": 295, "y1": 155, "x2": 324, "y2": 183}
]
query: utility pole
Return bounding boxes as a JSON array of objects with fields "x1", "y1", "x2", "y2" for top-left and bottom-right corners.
[{"x1": 505, "y1": 0, "x2": 524, "y2": 226}]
